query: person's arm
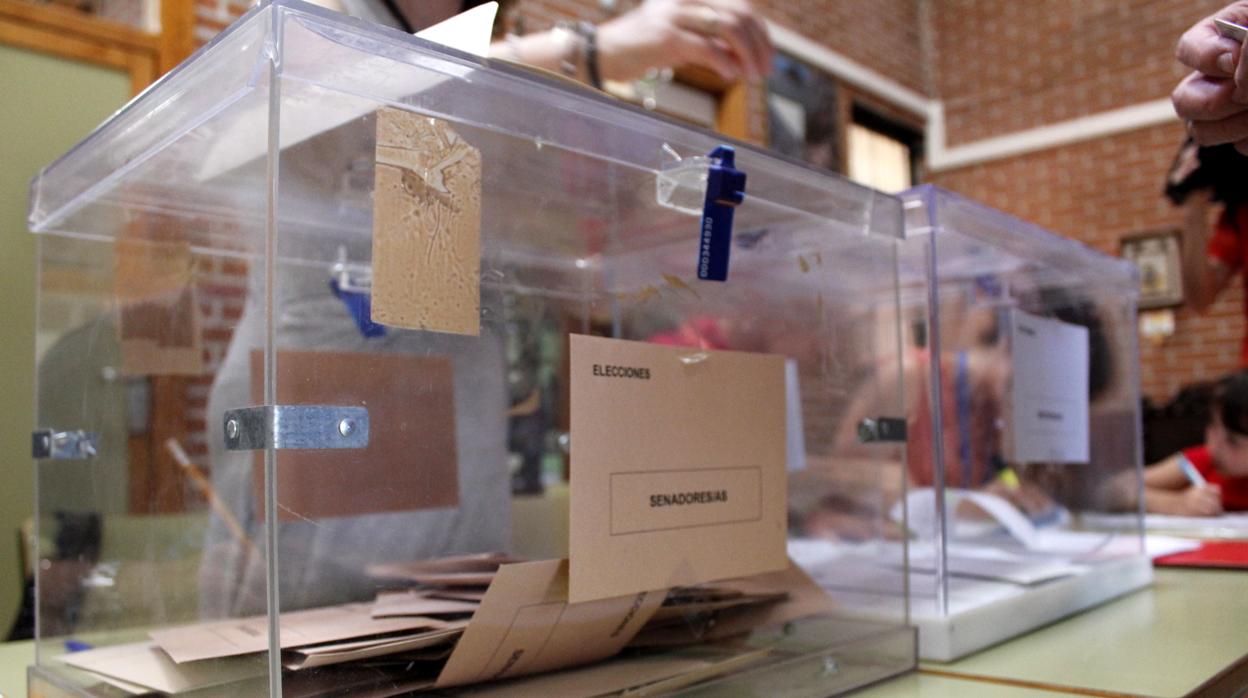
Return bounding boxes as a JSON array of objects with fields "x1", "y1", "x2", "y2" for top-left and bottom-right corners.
[
  {"x1": 1173, "y1": 2, "x2": 1248, "y2": 154},
  {"x1": 491, "y1": 0, "x2": 773, "y2": 85},
  {"x1": 1142, "y1": 454, "x2": 1224, "y2": 516},
  {"x1": 1144, "y1": 453, "x2": 1190, "y2": 489},
  {"x1": 1181, "y1": 190, "x2": 1236, "y2": 312}
]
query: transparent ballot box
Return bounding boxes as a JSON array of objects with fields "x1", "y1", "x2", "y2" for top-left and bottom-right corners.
[
  {"x1": 25, "y1": 1, "x2": 916, "y2": 694},
  {"x1": 836, "y1": 184, "x2": 1147, "y2": 661}
]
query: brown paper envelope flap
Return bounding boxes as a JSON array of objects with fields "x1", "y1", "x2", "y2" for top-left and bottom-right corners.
[
  {"x1": 434, "y1": 559, "x2": 665, "y2": 688},
  {"x1": 248, "y1": 349, "x2": 459, "y2": 521},
  {"x1": 114, "y1": 239, "x2": 203, "y2": 376},
  {"x1": 372, "y1": 108, "x2": 481, "y2": 337}
]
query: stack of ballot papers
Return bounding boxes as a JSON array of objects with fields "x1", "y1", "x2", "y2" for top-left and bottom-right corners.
[{"x1": 57, "y1": 555, "x2": 835, "y2": 696}]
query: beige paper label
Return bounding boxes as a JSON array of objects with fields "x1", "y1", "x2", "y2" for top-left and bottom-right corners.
[
  {"x1": 609, "y1": 467, "x2": 763, "y2": 535},
  {"x1": 249, "y1": 349, "x2": 460, "y2": 521},
  {"x1": 114, "y1": 238, "x2": 203, "y2": 376},
  {"x1": 372, "y1": 108, "x2": 481, "y2": 336}
]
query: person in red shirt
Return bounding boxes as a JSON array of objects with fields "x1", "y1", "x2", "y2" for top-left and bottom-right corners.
[
  {"x1": 1171, "y1": 142, "x2": 1248, "y2": 364},
  {"x1": 1144, "y1": 371, "x2": 1248, "y2": 515}
]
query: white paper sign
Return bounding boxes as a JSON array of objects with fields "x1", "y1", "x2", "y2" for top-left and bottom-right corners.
[{"x1": 1007, "y1": 308, "x2": 1089, "y2": 464}]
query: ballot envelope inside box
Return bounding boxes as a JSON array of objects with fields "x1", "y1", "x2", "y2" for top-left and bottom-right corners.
[{"x1": 26, "y1": 1, "x2": 918, "y2": 694}]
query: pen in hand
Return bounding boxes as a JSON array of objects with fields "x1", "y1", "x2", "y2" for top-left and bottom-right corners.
[
  {"x1": 1177, "y1": 453, "x2": 1223, "y2": 517},
  {"x1": 1178, "y1": 453, "x2": 1208, "y2": 487}
]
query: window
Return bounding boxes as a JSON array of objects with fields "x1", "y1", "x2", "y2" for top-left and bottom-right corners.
[
  {"x1": 766, "y1": 52, "x2": 840, "y2": 171},
  {"x1": 846, "y1": 106, "x2": 921, "y2": 193}
]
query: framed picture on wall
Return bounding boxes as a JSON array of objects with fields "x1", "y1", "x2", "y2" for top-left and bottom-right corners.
[{"x1": 1121, "y1": 230, "x2": 1184, "y2": 309}]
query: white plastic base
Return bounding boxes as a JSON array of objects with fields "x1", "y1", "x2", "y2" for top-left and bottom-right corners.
[
  {"x1": 912, "y1": 554, "x2": 1153, "y2": 661},
  {"x1": 802, "y1": 551, "x2": 1154, "y2": 662}
]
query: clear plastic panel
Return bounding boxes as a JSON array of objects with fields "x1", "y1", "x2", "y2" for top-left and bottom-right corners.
[
  {"x1": 29, "y1": 2, "x2": 915, "y2": 694},
  {"x1": 898, "y1": 185, "x2": 1146, "y2": 627},
  {"x1": 33, "y1": 234, "x2": 274, "y2": 691}
]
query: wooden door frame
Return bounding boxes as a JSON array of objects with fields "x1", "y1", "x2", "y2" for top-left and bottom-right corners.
[
  {"x1": 0, "y1": 0, "x2": 193, "y2": 96},
  {"x1": 675, "y1": 65, "x2": 767, "y2": 145},
  {"x1": 2, "y1": 0, "x2": 198, "y2": 513}
]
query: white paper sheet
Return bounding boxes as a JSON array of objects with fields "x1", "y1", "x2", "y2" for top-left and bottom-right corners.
[{"x1": 1007, "y1": 308, "x2": 1089, "y2": 464}]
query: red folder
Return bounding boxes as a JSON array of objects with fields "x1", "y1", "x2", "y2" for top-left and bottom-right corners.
[{"x1": 1155, "y1": 541, "x2": 1248, "y2": 569}]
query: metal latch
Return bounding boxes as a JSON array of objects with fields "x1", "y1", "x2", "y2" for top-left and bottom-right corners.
[
  {"x1": 223, "y1": 405, "x2": 370, "y2": 451},
  {"x1": 32, "y1": 430, "x2": 99, "y2": 460},
  {"x1": 857, "y1": 417, "x2": 907, "y2": 444}
]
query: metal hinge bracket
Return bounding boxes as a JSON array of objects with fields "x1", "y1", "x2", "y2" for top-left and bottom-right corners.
[
  {"x1": 223, "y1": 405, "x2": 370, "y2": 451},
  {"x1": 857, "y1": 417, "x2": 907, "y2": 444},
  {"x1": 32, "y1": 430, "x2": 99, "y2": 460}
]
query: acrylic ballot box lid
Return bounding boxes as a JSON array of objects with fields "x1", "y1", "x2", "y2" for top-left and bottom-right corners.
[
  {"x1": 900, "y1": 184, "x2": 1139, "y2": 295},
  {"x1": 26, "y1": 1, "x2": 916, "y2": 695},
  {"x1": 875, "y1": 185, "x2": 1150, "y2": 661}
]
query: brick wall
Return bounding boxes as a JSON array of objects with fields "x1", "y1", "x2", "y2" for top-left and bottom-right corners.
[
  {"x1": 929, "y1": 124, "x2": 1245, "y2": 402},
  {"x1": 755, "y1": 0, "x2": 925, "y2": 94},
  {"x1": 932, "y1": 0, "x2": 1222, "y2": 146},
  {"x1": 192, "y1": 0, "x2": 248, "y2": 45},
  {"x1": 927, "y1": 0, "x2": 1244, "y2": 403},
  {"x1": 186, "y1": 254, "x2": 248, "y2": 460}
]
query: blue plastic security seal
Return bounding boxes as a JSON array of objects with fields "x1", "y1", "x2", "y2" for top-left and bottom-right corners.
[
  {"x1": 329, "y1": 279, "x2": 387, "y2": 338},
  {"x1": 696, "y1": 145, "x2": 746, "y2": 282}
]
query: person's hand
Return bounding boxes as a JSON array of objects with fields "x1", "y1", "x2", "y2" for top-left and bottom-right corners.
[
  {"x1": 1172, "y1": 2, "x2": 1248, "y2": 154},
  {"x1": 1176, "y1": 484, "x2": 1224, "y2": 517},
  {"x1": 597, "y1": 0, "x2": 773, "y2": 83}
]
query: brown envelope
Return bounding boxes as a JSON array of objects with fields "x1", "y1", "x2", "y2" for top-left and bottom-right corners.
[
  {"x1": 568, "y1": 335, "x2": 788, "y2": 603},
  {"x1": 283, "y1": 622, "x2": 468, "y2": 670},
  {"x1": 58, "y1": 641, "x2": 266, "y2": 694},
  {"x1": 434, "y1": 559, "x2": 664, "y2": 688},
  {"x1": 372, "y1": 108, "x2": 481, "y2": 337},
  {"x1": 372, "y1": 591, "x2": 480, "y2": 618},
  {"x1": 248, "y1": 349, "x2": 459, "y2": 521},
  {"x1": 149, "y1": 602, "x2": 447, "y2": 663},
  {"x1": 114, "y1": 238, "x2": 203, "y2": 377}
]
